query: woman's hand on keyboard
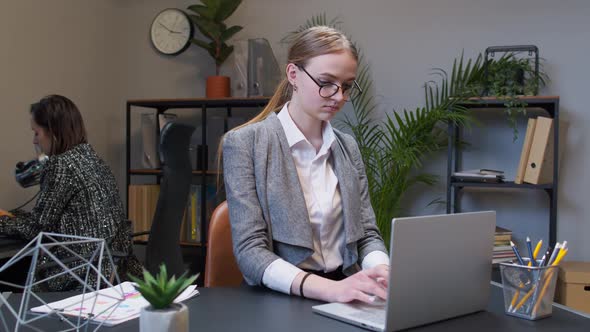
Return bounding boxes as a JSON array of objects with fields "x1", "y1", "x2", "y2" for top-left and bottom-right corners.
[{"x1": 328, "y1": 265, "x2": 389, "y2": 304}]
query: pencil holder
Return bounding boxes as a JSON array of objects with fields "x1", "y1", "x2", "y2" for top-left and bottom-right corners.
[{"x1": 500, "y1": 261, "x2": 558, "y2": 320}]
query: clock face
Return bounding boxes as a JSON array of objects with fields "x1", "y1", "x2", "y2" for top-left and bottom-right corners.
[{"x1": 150, "y1": 8, "x2": 193, "y2": 55}]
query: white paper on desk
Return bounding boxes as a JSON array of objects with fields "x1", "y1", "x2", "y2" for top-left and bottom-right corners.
[{"x1": 30, "y1": 281, "x2": 199, "y2": 327}]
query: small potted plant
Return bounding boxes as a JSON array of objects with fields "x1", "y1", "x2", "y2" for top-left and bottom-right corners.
[
  {"x1": 187, "y1": 0, "x2": 243, "y2": 98},
  {"x1": 129, "y1": 264, "x2": 198, "y2": 332},
  {"x1": 484, "y1": 53, "x2": 548, "y2": 141}
]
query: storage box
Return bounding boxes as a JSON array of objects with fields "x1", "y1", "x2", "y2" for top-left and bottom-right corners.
[{"x1": 555, "y1": 261, "x2": 590, "y2": 314}]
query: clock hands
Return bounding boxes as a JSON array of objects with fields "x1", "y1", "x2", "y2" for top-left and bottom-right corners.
[{"x1": 158, "y1": 22, "x2": 181, "y2": 34}]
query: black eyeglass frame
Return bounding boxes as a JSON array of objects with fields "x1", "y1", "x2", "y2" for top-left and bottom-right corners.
[{"x1": 296, "y1": 64, "x2": 363, "y2": 100}]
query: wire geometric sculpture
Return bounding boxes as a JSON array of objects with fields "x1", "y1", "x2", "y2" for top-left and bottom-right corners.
[{"x1": 0, "y1": 232, "x2": 125, "y2": 331}]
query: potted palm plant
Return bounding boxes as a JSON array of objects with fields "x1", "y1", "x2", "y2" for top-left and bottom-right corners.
[
  {"x1": 129, "y1": 264, "x2": 198, "y2": 332},
  {"x1": 187, "y1": 0, "x2": 243, "y2": 98}
]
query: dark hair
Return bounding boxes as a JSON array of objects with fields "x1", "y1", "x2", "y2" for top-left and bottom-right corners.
[{"x1": 30, "y1": 95, "x2": 88, "y2": 155}]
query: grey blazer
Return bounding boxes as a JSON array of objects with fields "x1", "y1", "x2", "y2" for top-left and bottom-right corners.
[{"x1": 222, "y1": 112, "x2": 387, "y2": 286}]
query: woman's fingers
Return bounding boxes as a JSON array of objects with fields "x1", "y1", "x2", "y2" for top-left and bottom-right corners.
[
  {"x1": 364, "y1": 265, "x2": 389, "y2": 279},
  {"x1": 348, "y1": 276, "x2": 387, "y2": 302}
]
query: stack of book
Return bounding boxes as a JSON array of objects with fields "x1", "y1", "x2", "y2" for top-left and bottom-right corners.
[
  {"x1": 452, "y1": 169, "x2": 505, "y2": 183},
  {"x1": 493, "y1": 226, "x2": 516, "y2": 264}
]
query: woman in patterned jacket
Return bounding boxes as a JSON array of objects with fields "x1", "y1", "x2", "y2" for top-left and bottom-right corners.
[{"x1": 0, "y1": 95, "x2": 142, "y2": 291}]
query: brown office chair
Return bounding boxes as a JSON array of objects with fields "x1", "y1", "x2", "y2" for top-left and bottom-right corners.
[{"x1": 204, "y1": 201, "x2": 243, "y2": 287}]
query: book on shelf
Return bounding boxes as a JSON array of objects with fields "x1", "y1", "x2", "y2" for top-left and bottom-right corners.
[
  {"x1": 183, "y1": 184, "x2": 201, "y2": 243},
  {"x1": 494, "y1": 227, "x2": 512, "y2": 243},
  {"x1": 128, "y1": 184, "x2": 204, "y2": 244},
  {"x1": 182, "y1": 184, "x2": 221, "y2": 243},
  {"x1": 452, "y1": 170, "x2": 504, "y2": 183},
  {"x1": 494, "y1": 239, "x2": 511, "y2": 246},
  {"x1": 493, "y1": 245, "x2": 513, "y2": 252},
  {"x1": 452, "y1": 175, "x2": 504, "y2": 183},
  {"x1": 494, "y1": 225, "x2": 512, "y2": 235},
  {"x1": 492, "y1": 256, "x2": 516, "y2": 264},
  {"x1": 458, "y1": 169, "x2": 504, "y2": 176},
  {"x1": 127, "y1": 184, "x2": 160, "y2": 242},
  {"x1": 492, "y1": 225, "x2": 515, "y2": 264}
]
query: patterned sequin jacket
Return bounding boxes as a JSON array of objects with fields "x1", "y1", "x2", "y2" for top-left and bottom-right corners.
[{"x1": 0, "y1": 143, "x2": 143, "y2": 291}]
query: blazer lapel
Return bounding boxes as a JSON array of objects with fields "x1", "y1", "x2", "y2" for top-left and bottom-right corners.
[
  {"x1": 264, "y1": 114, "x2": 314, "y2": 250},
  {"x1": 331, "y1": 134, "x2": 363, "y2": 246}
]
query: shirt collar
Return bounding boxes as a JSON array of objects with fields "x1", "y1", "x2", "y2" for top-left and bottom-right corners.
[{"x1": 277, "y1": 102, "x2": 335, "y2": 152}]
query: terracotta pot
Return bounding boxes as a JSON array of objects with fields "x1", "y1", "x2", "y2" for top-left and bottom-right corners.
[{"x1": 206, "y1": 76, "x2": 231, "y2": 98}]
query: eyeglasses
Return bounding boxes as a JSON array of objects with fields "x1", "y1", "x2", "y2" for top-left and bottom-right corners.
[{"x1": 296, "y1": 65, "x2": 362, "y2": 101}]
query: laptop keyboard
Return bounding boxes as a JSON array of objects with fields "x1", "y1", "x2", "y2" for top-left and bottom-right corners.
[{"x1": 348, "y1": 300, "x2": 387, "y2": 324}]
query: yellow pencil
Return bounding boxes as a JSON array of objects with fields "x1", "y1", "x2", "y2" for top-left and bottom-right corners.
[
  {"x1": 533, "y1": 240, "x2": 543, "y2": 258},
  {"x1": 509, "y1": 282, "x2": 524, "y2": 311},
  {"x1": 512, "y1": 284, "x2": 536, "y2": 312},
  {"x1": 531, "y1": 249, "x2": 569, "y2": 315},
  {"x1": 552, "y1": 248, "x2": 568, "y2": 266}
]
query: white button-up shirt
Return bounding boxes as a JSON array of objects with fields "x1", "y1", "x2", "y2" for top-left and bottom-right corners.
[{"x1": 262, "y1": 103, "x2": 389, "y2": 294}]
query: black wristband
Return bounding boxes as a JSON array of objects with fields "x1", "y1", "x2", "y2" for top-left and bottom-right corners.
[{"x1": 299, "y1": 272, "x2": 312, "y2": 298}]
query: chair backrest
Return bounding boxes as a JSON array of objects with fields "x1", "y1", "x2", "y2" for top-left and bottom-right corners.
[
  {"x1": 145, "y1": 122, "x2": 195, "y2": 277},
  {"x1": 204, "y1": 201, "x2": 243, "y2": 287}
]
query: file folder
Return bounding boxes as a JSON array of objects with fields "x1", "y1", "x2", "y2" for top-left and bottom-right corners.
[
  {"x1": 524, "y1": 117, "x2": 554, "y2": 184},
  {"x1": 515, "y1": 118, "x2": 537, "y2": 184}
]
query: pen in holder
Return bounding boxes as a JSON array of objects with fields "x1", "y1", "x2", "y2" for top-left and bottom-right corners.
[{"x1": 500, "y1": 259, "x2": 559, "y2": 320}]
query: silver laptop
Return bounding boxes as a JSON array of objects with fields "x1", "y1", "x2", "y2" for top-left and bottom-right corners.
[{"x1": 313, "y1": 211, "x2": 495, "y2": 331}]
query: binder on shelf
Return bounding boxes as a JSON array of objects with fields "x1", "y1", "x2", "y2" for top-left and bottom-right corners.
[
  {"x1": 140, "y1": 113, "x2": 160, "y2": 169},
  {"x1": 523, "y1": 117, "x2": 554, "y2": 185},
  {"x1": 515, "y1": 118, "x2": 537, "y2": 184}
]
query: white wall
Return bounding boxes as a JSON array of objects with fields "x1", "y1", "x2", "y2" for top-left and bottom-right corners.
[{"x1": 1, "y1": 0, "x2": 588, "y2": 260}]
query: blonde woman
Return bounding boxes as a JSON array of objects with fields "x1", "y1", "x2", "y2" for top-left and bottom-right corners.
[{"x1": 222, "y1": 27, "x2": 389, "y2": 303}]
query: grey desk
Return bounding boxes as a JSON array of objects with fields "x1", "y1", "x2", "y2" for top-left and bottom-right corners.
[{"x1": 1, "y1": 283, "x2": 589, "y2": 331}]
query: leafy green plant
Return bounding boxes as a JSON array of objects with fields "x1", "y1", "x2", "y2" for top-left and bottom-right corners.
[
  {"x1": 342, "y1": 54, "x2": 484, "y2": 247},
  {"x1": 129, "y1": 264, "x2": 198, "y2": 310},
  {"x1": 187, "y1": 0, "x2": 243, "y2": 76},
  {"x1": 484, "y1": 53, "x2": 549, "y2": 141}
]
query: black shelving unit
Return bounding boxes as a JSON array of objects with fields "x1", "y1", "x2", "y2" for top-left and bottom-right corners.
[
  {"x1": 446, "y1": 96, "x2": 560, "y2": 245},
  {"x1": 125, "y1": 97, "x2": 269, "y2": 250}
]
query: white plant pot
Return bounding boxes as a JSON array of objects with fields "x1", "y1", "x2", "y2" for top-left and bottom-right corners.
[{"x1": 140, "y1": 303, "x2": 188, "y2": 332}]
